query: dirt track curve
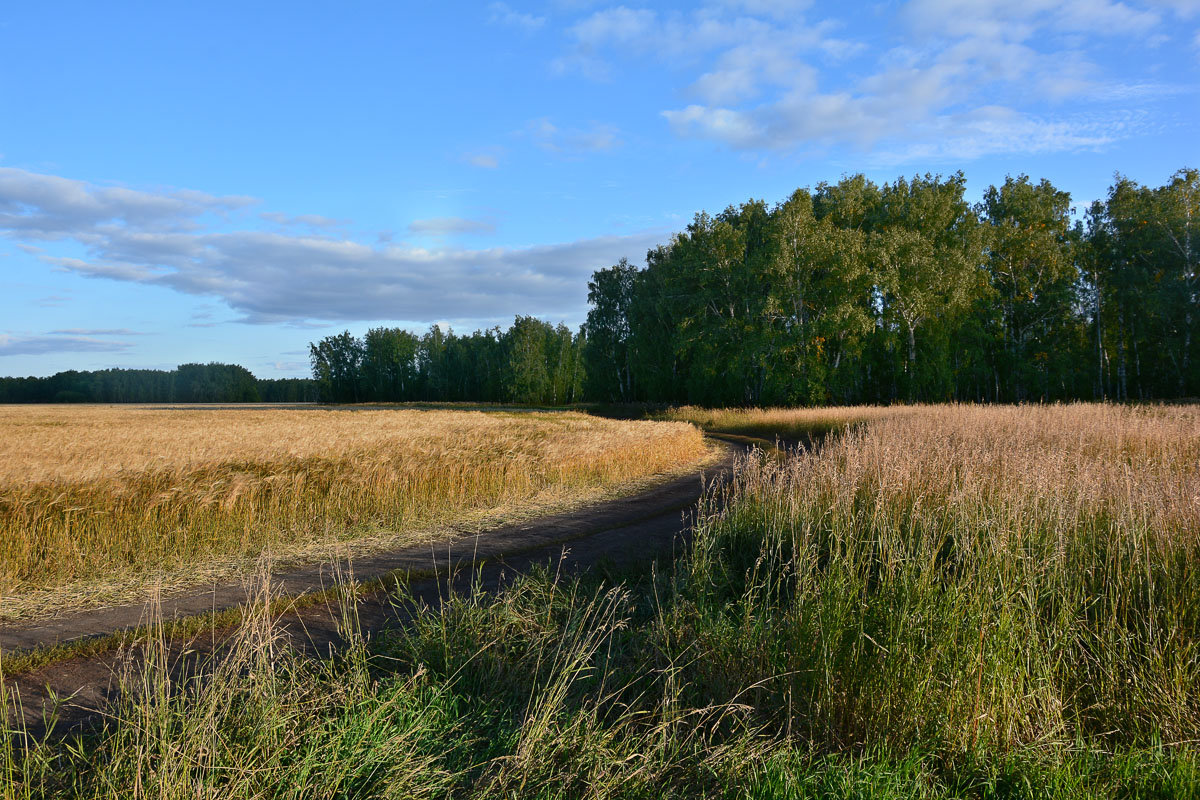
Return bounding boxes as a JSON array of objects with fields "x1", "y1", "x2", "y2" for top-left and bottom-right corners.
[{"x1": 2, "y1": 437, "x2": 747, "y2": 738}]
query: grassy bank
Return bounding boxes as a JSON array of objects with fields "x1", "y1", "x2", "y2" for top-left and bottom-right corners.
[
  {"x1": 0, "y1": 406, "x2": 705, "y2": 617},
  {"x1": 4, "y1": 403, "x2": 1197, "y2": 797}
]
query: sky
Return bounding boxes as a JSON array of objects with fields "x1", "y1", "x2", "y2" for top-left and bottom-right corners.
[{"x1": 1, "y1": 0, "x2": 1198, "y2": 378}]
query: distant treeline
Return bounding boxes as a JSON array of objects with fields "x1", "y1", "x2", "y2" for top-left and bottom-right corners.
[
  {"x1": 308, "y1": 317, "x2": 584, "y2": 405},
  {"x1": 0, "y1": 363, "x2": 317, "y2": 404},
  {"x1": 11, "y1": 168, "x2": 1195, "y2": 408},
  {"x1": 311, "y1": 169, "x2": 1197, "y2": 407},
  {"x1": 583, "y1": 169, "x2": 1199, "y2": 405}
]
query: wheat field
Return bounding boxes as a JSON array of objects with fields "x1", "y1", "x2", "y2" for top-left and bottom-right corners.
[{"x1": 0, "y1": 405, "x2": 707, "y2": 618}]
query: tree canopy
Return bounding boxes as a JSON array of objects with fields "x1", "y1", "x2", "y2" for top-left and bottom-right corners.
[
  {"x1": 7, "y1": 168, "x2": 1195, "y2": 408},
  {"x1": 584, "y1": 169, "x2": 1199, "y2": 405},
  {"x1": 0, "y1": 364, "x2": 317, "y2": 404}
]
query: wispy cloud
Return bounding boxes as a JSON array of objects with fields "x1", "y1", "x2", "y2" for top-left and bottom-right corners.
[
  {"x1": 260, "y1": 212, "x2": 346, "y2": 229},
  {"x1": 1, "y1": 166, "x2": 665, "y2": 327},
  {"x1": 407, "y1": 217, "x2": 497, "y2": 236},
  {"x1": 1149, "y1": 0, "x2": 1200, "y2": 18},
  {"x1": 488, "y1": 1, "x2": 546, "y2": 31},
  {"x1": 560, "y1": 1, "x2": 1181, "y2": 161},
  {"x1": 0, "y1": 333, "x2": 134, "y2": 356},
  {"x1": 464, "y1": 149, "x2": 503, "y2": 169},
  {"x1": 527, "y1": 118, "x2": 622, "y2": 152},
  {"x1": 47, "y1": 328, "x2": 144, "y2": 336},
  {"x1": 0, "y1": 167, "x2": 254, "y2": 240}
]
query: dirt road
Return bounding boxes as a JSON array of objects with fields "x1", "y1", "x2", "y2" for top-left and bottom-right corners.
[{"x1": 2, "y1": 438, "x2": 744, "y2": 737}]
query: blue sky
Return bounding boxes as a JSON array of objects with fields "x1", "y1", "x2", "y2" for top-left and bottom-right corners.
[{"x1": 2, "y1": 0, "x2": 1198, "y2": 378}]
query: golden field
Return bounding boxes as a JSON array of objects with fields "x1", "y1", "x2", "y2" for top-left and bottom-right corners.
[
  {"x1": 726, "y1": 402, "x2": 1200, "y2": 540},
  {"x1": 691, "y1": 402, "x2": 1200, "y2": 749},
  {"x1": 655, "y1": 404, "x2": 908, "y2": 440},
  {"x1": 0, "y1": 405, "x2": 707, "y2": 617}
]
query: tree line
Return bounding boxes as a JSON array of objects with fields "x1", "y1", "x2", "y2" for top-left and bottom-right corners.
[
  {"x1": 7, "y1": 168, "x2": 1194, "y2": 408},
  {"x1": 0, "y1": 364, "x2": 317, "y2": 404},
  {"x1": 584, "y1": 169, "x2": 1198, "y2": 405},
  {"x1": 308, "y1": 317, "x2": 585, "y2": 404}
]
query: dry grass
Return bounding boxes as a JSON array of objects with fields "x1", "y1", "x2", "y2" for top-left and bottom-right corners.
[
  {"x1": 6, "y1": 403, "x2": 1199, "y2": 798},
  {"x1": 683, "y1": 402, "x2": 1200, "y2": 750},
  {"x1": 655, "y1": 404, "x2": 909, "y2": 441},
  {"x1": 0, "y1": 405, "x2": 707, "y2": 617}
]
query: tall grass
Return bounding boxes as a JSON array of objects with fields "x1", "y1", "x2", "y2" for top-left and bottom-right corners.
[
  {"x1": 675, "y1": 403, "x2": 1200, "y2": 752},
  {"x1": 0, "y1": 406, "x2": 705, "y2": 616},
  {"x1": 654, "y1": 405, "x2": 906, "y2": 441},
  {"x1": 4, "y1": 403, "x2": 1197, "y2": 798}
]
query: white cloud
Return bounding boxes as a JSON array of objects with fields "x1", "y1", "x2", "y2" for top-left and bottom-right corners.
[
  {"x1": 712, "y1": 0, "x2": 814, "y2": 21},
  {"x1": 465, "y1": 151, "x2": 502, "y2": 168},
  {"x1": 901, "y1": 0, "x2": 1159, "y2": 39},
  {"x1": 567, "y1": 0, "x2": 1175, "y2": 159},
  {"x1": 557, "y1": 4, "x2": 855, "y2": 79},
  {"x1": 1, "y1": 167, "x2": 664, "y2": 326},
  {"x1": 1147, "y1": 0, "x2": 1200, "y2": 17},
  {"x1": 488, "y1": 2, "x2": 546, "y2": 30},
  {"x1": 58, "y1": 229, "x2": 665, "y2": 325},
  {"x1": 0, "y1": 167, "x2": 254, "y2": 240},
  {"x1": 260, "y1": 212, "x2": 346, "y2": 229},
  {"x1": 0, "y1": 333, "x2": 134, "y2": 356},
  {"x1": 866, "y1": 106, "x2": 1119, "y2": 164},
  {"x1": 571, "y1": 6, "x2": 658, "y2": 48},
  {"x1": 527, "y1": 118, "x2": 622, "y2": 152},
  {"x1": 407, "y1": 217, "x2": 497, "y2": 236},
  {"x1": 47, "y1": 328, "x2": 144, "y2": 336},
  {"x1": 663, "y1": 105, "x2": 762, "y2": 147}
]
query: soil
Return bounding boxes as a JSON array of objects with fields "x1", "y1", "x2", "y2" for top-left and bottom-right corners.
[{"x1": 2, "y1": 438, "x2": 746, "y2": 739}]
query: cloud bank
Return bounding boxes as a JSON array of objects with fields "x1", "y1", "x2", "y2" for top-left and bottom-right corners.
[
  {"x1": 555, "y1": 0, "x2": 1193, "y2": 161},
  {"x1": 0, "y1": 167, "x2": 664, "y2": 327},
  {"x1": 0, "y1": 333, "x2": 134, "y2": 356}
]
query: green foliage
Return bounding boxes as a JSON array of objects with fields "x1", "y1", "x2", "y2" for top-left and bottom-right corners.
[
  {"x1": 584, "y1": 258, "x2": 638, "y2": 402},
  {"x1": 582, "y1": 167, "x2": 1198, "y2": 405},
  {"x1": 1089, "y1": 169, "x2": 1200, "y2": 399},
  {"x1": 0, "y1": 364, "x2": 314, "y2": 404},
  {"x1": 174, "y1": 363, "x2": 260, "y2": 402},
  {"x1": 306, "y1": 317, "x2": 586, "y2": 405},
  {"x1": 310, "y1": 330, "x2": 366, "y2": 402}
]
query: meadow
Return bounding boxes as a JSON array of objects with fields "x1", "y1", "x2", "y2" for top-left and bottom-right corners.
[
  {"x1": 3, "y1": 403, "x2": 1199, "y2": 798},
  {"x1": 652, "y1": 404, "x2": 904, "y2": 441},
  {"x1": 0, "y1": 405, "x2": 707, "y2": 619}
]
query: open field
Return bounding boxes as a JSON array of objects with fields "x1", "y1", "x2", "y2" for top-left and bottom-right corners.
[
  {"x1": 684, "y1": 403, "x2": 1200, "y2": 749},
  {"x1": 0, "y1": 405, "x2": 707, "y2": 619},
  {"x1": 4, "y1": 403, "x2": 1199, "y2": 798},
  {"x1": 653, "y1": 404, "x2": 909, "y2": 441}
]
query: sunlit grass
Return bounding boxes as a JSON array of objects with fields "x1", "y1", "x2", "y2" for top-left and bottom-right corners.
[
  {"x1": 678, "y1": 403, "x2": 1200, "y2": 751},
  {"x1": 654, "y1": 404, "x2": 907, "y2": 441},
  {"x1": 0, "y1": 405, "x2": 706, "y2": 617},
  {"x1": 4, "y1": 403, "x2": 1197, "y2": 798}
]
